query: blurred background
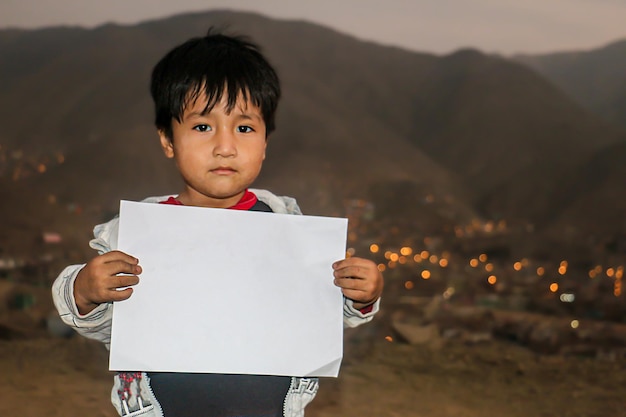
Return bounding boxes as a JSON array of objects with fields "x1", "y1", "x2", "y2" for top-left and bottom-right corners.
[{"x1": 1, "y1": 1, "x2": 625, "y2": 416}]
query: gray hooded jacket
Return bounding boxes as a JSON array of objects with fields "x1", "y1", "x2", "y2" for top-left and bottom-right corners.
[{"x1": 52, "y1": 189, "x2": 379, "y2": 417}]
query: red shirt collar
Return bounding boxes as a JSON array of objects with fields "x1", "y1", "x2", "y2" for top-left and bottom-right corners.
[{"x1": 159, "y1": 190, "x2": 258, "y2": 210}]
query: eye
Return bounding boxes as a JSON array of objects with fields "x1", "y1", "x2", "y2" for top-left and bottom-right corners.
[
  {"x1": 237, "y1": 125, "x2": 254, "y2": 133},
  {"x1": 193, "y1": 124, "x2": 211, "y2": 132}
]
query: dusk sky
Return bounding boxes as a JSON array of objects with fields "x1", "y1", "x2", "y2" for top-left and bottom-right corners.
[{"x1": 1, "y1": 0, "x2": 625, "y2": 55}]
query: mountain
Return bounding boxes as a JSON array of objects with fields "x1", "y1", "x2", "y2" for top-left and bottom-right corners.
[
  {"x1": 406, "y1": 48, "x2": 625, "y2": 226},
  {"x1": 0, "y1": 11, "x2": 469, "y2": 256},
  {"x1": 515, "y1": 39, "x2": 626, "y2": 130},
  {"x1": 1, "y1": 10, "x2": 625, "y2": 258}
]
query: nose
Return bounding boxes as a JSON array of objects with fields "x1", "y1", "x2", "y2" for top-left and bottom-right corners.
[{"x1": 213, "y1": 129, "x2": 237, "y2": 158}]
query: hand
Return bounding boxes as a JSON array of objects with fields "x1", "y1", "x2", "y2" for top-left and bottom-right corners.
[
  {"x1": 74, "y1": 250, "x2": 142, "y2": 315},
  {"x1": 332, "y1": 257, "x2": 383, "y2": 310}
]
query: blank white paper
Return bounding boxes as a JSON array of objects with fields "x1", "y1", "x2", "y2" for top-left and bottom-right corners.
[{"x1": 109, "y1": 200, "x2": 347, "y2": 377}]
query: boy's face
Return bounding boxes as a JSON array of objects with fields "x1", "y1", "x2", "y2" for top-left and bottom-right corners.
[{"x1": 159, "y1": 93, "x2": 267, "y2": 208}]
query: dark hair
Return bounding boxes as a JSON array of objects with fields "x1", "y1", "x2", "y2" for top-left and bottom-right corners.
[{"x1": 150, "y1": 29, "x2": 281, "y2": 138}]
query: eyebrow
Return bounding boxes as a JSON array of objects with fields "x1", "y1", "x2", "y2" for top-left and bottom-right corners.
[
  {"x1": 235, "y1": 112, "x2": 262, "y2": 122},
  {"x1": 183, "y1": 102, "x2": 262, "y2": 122}
]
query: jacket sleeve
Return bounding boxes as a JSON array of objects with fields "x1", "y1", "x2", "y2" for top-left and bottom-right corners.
[
  {"x1": 343, "y1": 298, "x2": 380, "y2": 328},
  {"x1": 51, "y1": 216, "x2": 120, "y2": 348}
]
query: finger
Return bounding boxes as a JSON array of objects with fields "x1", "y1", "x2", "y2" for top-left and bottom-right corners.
[
  {"x1": 335, "y1": 274, "x2": 382, "y2": 301},
  {"x1": 334, "y1": 276, "x2": 369, "y2": 291},
  {"x1": 88, "y1": 280, "x2": 137, "y2": 305},
  {"x1": 102, "y1": 261, "x2": 142, "y2": 277},
  {"x1": 333, "y1": 258, "x2": 376, "y2": 276},
  {"x1": 332, "y1": 257, "x2": 371, "y2": 270},
  {"x1": 99, "y1": 250, "x2": 139, "y2": 266},
  {"x1": 108, "y1": 287, "x2": 135, "y2": 302},
  {"x1": 333, "y1": 265, "x2": 371, "y2": 280},
  {"x1": 110, "y1": 274, "x2": 140, "y2": 290},
  {"x1": 341, "y1": 287, "x2": 378, "y2": 305}
]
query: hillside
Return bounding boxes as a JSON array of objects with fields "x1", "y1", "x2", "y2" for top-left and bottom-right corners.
[
  {"x1": 1, "y1": 10, "x2": 625, "y2": 258},
  {"x1": 516, "y1": 39, "x2": 626, "y2": 130},
  {"x1": 407, "y1": 48, "x2": 625, "y2": 226}
]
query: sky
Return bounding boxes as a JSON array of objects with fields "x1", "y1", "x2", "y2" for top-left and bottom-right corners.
[{"x1": 1, "y1": 0, "x2": 625, "y2": 55}]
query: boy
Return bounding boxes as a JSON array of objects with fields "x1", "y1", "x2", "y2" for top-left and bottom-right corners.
[{"x1": 52, "y1": 30, "x2": 383, "y2": 417}]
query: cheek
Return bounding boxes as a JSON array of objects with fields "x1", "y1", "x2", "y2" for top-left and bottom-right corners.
[
  {"x1": 250, "y1": 152, "x2": 265, "y2": 171},
  {"x1": 174, "y1": 147, "x2": 205, "y2": 169},
  {"x1": 247, "y1": 142, "x2": 267, "y2": 163},
  {"x1": 247, "y1": 149, "x2": 266, "y2": 177}
]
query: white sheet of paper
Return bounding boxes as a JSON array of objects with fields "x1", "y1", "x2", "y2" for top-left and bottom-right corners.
[{"x1": 109, "y1": 200, "x2": 347, "y2": 377}]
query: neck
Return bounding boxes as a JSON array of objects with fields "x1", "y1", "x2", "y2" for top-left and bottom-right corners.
[{"x1": 175, "y1": 190, "x2": 257, "y2": 210}]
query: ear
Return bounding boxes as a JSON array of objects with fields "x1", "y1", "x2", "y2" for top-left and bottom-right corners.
[{"x1": 159, "y1": 130, "x2": 175, "y2": 158}]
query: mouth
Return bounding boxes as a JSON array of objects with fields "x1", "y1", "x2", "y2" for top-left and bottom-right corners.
[{"x1": 210, "y1": 166, "x2": 237, "y2": 175}]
